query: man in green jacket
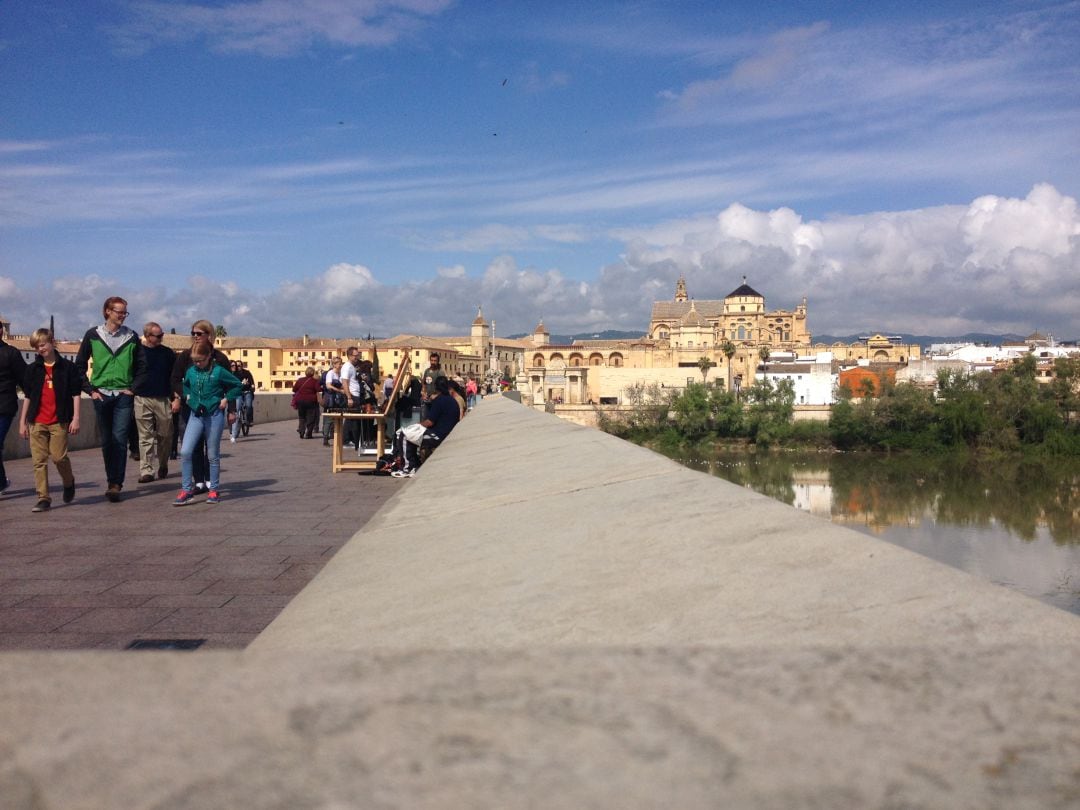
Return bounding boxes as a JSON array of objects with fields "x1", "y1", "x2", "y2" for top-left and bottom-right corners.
[{"x1": 75, "y1": 296, "x2": 146, "y2": 502}]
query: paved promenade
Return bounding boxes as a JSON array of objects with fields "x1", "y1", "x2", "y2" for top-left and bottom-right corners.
[{"x1": 0, "y1": 420, "x2": 399, "y2": 650}]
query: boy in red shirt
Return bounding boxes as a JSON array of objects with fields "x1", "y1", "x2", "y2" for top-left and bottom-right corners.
[{"x1": 19, "y1": 329, "x2": 84, "y2": 512}]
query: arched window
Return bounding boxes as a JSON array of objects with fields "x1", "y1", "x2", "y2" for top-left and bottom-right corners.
[
  {"x1": 609, "y1": 353, "x2": 623, "y2": 367},
  {"x1": 532, "y1": 354, "x2": 545, "y2": 367},
  {"x1": 589, "y1": 353, "x2": 604, "y2": 366},
  {"x1": 569, "y1": 353, "x2": 584, "y2": 367}
]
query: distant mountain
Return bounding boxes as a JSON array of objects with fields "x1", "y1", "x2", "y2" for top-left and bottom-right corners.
[{"x1": 812, "y1": 332, "x2": 1031, "y2": 348}]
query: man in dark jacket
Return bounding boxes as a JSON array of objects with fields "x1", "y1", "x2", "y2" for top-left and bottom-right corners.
[
  {"x1": 133, "y1": 321, "x2": 176, "y2": 483},
  {"x1": 19, "y1": 329, "x2": 85, "y2": 511},
  {"x1": 0, "y1": 331, "x2": 28, "y2": 494}
]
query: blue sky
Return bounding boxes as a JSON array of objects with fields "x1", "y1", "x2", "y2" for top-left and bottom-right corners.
[{"x1": 2, "y1": 0, "x2": 1079, "y2": 340}]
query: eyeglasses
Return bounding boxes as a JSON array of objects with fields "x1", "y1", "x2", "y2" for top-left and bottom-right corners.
[
  {"x1": 148, "y1": 332, "x2": 164, "y2": 338},
  {"x1": 110, "y1": 309, "x2": 129, "y2": 317},
  {"x1": 191, "y1": 330, "x2": 207, "y2": 337}
]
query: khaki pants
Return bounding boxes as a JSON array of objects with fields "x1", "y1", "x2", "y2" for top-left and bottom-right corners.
[
  {"x1": 29, "y1": 422, "x2": 74, "y2": 503},
  {"x1": 134, "y1": 396, "x2": 173, "y2": 478}
]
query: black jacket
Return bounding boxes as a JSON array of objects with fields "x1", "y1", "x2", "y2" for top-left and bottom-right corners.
[
  {"x1": 22, "y1": 355, "x2": 86, "y2": 425},
  {"x1": 0, "y1": 339, "x2": 28, "y2": 417}
]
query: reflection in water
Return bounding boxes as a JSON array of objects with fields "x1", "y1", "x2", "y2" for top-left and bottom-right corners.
[{"x1": 668, "y1": 450, "x2": 1080, "y2": 616}]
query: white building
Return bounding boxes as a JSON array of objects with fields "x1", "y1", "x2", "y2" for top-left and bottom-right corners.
[{"x1": 757, "y1": 351, "x2": 837, "y2": 405}]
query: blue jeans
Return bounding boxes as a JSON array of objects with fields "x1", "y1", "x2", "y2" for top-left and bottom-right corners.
[
  {"x1": 0, "y1": 412, "x2": 13, "y2": 489},
  {"x1": 93, "y1": 393, "x2": 134, "y2": 486},
  {"x1": 180, "y1": 408, "x2": 225, "y2": 492}
]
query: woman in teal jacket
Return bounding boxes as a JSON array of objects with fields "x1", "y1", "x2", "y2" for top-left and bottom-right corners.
[{"x1": 174, "y1": 345, "x2": 242, "y2": 506}]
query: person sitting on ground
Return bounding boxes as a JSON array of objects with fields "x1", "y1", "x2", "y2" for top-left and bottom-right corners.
[
  {"x1": 18, "y1": 329, "x2": 83, "y2": 512},
  {"x1": 391, "y1": 376, "x2": 459, "y2": 478},
  {"x1": 448, "y1": 378, "x2": 467, "y2": 420}
]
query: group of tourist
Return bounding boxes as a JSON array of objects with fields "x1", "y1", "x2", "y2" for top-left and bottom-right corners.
[
  {"x1": 0, "y1": 297, "x2": 254, "y2": 511},
  {"x1": 0, "y1": 298, "x2": 474, "y2": 511}
]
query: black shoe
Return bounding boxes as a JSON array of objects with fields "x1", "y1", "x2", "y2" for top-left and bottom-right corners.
[
  {"x1": 105, "y1": 484, "x2": 121, "y2": 503},
  {"x1": 138, "y1": 474, "x2": 155, "y2": 484},
  {"x1": 62, "y1": 484, "x2": 76, "y2": 504},
  {"x1": 158, "y1": 466, "x2": 168, "y2": 480},
  {"x1": 32, "y1": 499, "x2": 51, "y2": 512}
]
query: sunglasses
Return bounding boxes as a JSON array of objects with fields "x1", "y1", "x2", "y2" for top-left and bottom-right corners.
[{"x1": 191, "y1": 330, "x2": 207, "y2": 337}]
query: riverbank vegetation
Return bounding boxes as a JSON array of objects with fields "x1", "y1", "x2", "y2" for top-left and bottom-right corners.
[{"x1": 598, "y1": 354, "x2": 1080, "y2": 456}]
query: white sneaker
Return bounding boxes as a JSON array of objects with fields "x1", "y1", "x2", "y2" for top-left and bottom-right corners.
[
  {"x1": 391, "y1": 469, "x2": 414, "y2": 478},
  {"x1": 229, "y1": 436, "x2": 236, "y2": 443}
]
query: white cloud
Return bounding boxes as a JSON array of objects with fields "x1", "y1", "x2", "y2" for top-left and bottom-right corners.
[
  {"x1": 6, "y1": 186, "x2": 1079, "y2": 342},
  {"x1": 110, "y1": 0, "x2": 456, "y2": 57},
  {"x1": 597, "y1": 185, "x2": 1080, "y2": 339}
]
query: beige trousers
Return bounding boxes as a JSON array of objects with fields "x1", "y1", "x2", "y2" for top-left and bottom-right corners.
[
  {"x1": 134, "y1": 396, "x2": 173, "y2": 477},
  {"x1": 29, "y1": 422, "x2": 74, "y2": 503}
]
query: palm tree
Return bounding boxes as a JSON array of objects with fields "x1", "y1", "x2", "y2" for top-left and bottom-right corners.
[
  {"x1": 697, "y1": 355, "x2": 713, "y2": 385},
  {"x1": 758, "y1": 345, "x2": 771, "y2": 379},
  {"x1": 215, "y1": 325, "x2": 228, "y2": 339},
  {"x1": 721, "y1": 339, "x2": 736, "y2": 391}
]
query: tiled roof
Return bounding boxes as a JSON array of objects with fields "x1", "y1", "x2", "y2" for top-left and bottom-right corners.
[
  {"x1": 726, "y1": 282, "x2": 763, "y2": 299},
  {"x1": 650, "y1": 301, "x2": 726, "y2": 320}
]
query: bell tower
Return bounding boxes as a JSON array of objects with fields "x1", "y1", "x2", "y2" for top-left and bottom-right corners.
[{"x1": 674, "y1": 275, "x2": 688, "y2": 302}]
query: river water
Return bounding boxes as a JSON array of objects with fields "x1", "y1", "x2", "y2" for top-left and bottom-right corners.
[{"x1": 661, "y1": 449, "x2": 1080, "y2": 616}]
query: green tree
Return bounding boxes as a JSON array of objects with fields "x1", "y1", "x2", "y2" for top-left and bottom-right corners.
[
  {"x1": 935, "y1": 370, "x2": 986, "y2": 448},
  {"x1": 671, "y1": 382, "x2": 713, "y2": 440},
  {"x1": 215, "y1": 325, "x2": 228, "y2": 339}
]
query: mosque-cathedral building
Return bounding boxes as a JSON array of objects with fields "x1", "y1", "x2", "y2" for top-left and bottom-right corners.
[{"x1": 520, "y1": 277, "x2": 920, "y2": 406}]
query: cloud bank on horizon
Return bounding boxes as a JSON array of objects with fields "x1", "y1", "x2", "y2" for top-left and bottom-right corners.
[{"x1": 1, "y1": 1, "x2": 1078, "y2": 341}]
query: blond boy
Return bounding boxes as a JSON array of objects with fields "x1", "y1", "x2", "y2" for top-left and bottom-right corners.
[{"x1": 19, "y1": 329, "x2": 84, "y2": 512}]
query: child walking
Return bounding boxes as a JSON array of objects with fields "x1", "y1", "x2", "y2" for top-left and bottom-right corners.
[
  {"x1": 174, "y1": 343, "x2": 242, "y2": 505},
  {"x1": 19, "y1": 329, "x2": 84, "y2": 513}
]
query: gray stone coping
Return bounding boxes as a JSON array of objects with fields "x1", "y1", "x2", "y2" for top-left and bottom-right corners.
[{"x1": 1, "y1": 395, "x2": 1077, "y2": 808}]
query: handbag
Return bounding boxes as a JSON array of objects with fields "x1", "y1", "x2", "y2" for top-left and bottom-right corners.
[{"x1": 402, "y1": 423, "x2": 427, "y2": 445}]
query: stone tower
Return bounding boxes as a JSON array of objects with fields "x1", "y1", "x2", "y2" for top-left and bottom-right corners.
[
  {"x1": 471, "y1": 306, "x2": 488, "y2": 357},
  {"x1": 674, "y1": 275, "x2": 688, "y2": 302}
]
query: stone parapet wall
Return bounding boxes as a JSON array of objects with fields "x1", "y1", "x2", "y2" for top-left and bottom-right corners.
[
  {"x1": 2, "y1": 395, "x2": 1077, "y2": 807},
  {"x1": 3, "y1": 394, "x2": 295, "y2": 461}
]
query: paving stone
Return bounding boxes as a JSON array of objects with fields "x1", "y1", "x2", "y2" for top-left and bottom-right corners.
[
  {"x1": 0, "y1": 608, "x2": 90, "y2": 633},
  {"x1": 0, "y1": 418, "x2": 395, "y2": 650},
  {"x1": 150, "y1": 607, "x2": 282, "y2": 634},
  {"x1": 142, "y1": 594, "x2": 237, "y2": 609},
  {"x1": 0, "y1": 579, "x2": 123, "y2": 595},
  {"x1": 16, "y1": 593, "x2": 154, "y2": 609},
  {"x1": 58, "y1": 607, "x2": 180, "y2": 634}
]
